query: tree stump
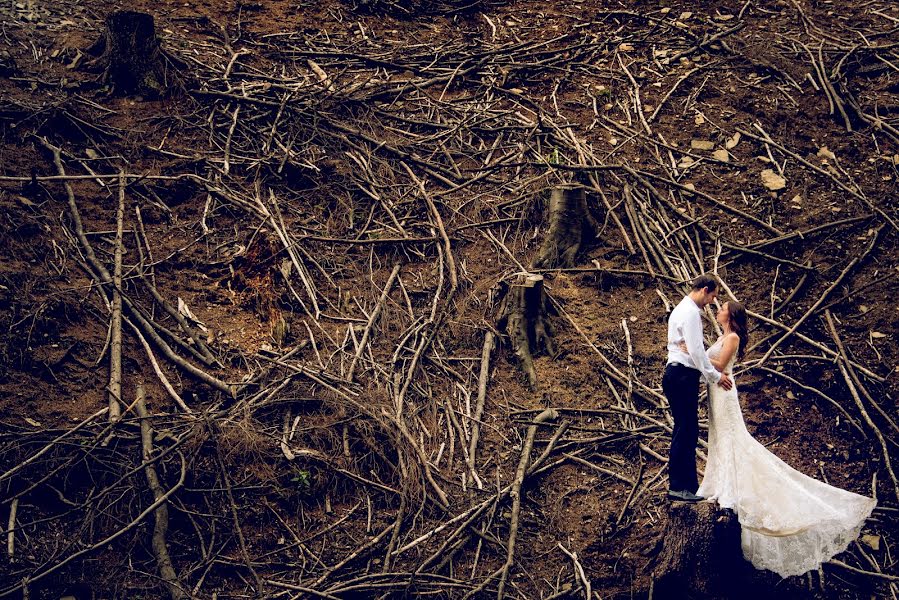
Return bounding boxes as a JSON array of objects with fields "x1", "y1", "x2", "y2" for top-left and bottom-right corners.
[
  {"x1": 84, "y1": 11, "x2": 172, "y2": 97},
  {"x1": 499, "y1": 273, "x2": 554, "y2": 388},
  {"x1": 532, "y1": 186, "x2": 596, "y2": 269},
  {"x1": 652, "y1": 502, "x2": 743, "y2": 599}
]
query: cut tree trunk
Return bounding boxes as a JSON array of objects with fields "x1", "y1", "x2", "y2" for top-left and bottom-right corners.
[
  {"x1": 652, "y1": 502, "x2": 743, "y2": 599},
  {"x1": 497, "y1": 185, "x2": 597, "y2": 385},
  {"x1": 532, "y1": 185, "x2": 595, "y2": 269},
  {"x1": 500, "y1": 273, "x2": 554, "y2": 388},
  {"x1": 85, "y1": 11, "x2": 172, "y2": 97}
]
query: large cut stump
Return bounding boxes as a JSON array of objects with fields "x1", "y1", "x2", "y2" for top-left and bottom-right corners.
[
  {"x1": 499, "y1": 273, "x2": 554, "y2": 388},
  {"x1": 652, "y1": 502, "x2": 743, "y2": 599},
  {"x1": 85, "y1": 11, "x2": 173, "y2": 97},
  {"x1": 532, "y1": 186, "x2": 595, "y2": 269}
]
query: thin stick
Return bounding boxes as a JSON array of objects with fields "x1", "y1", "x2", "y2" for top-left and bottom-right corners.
[
  {"x1": 6, "y1": 499, "x2": 17, "y2": 561},
  {"x1": 108, "y1": 173, "x2": 125, "y2": 422},
  {"x1": 756, "y1": 226, "x2": 882, "y2": 367},
  {"x1": 497, "y1": 408, "x2": 558, "y2": 599},
  {"x1": 825, "y1": 312, "x2": 899, "y2": 500},
  {"x1": 557, "y1": 543, "x2": 591, "y2": 600},
  {"x1": 467, "y1": 331, "x2": 495, "y2": 490},
  {"x1": 39, "y1": 138, "x2": 233, "y2": 397},
  {"x1": 136, "y1": 385, "x2": 188, "y2": 600},
  {"x1": 0, "y1": 452, "x2": 187, "y2": 595},
  {"x1": 126, "y1": 317, "x2": 192, "y2": 413},
  {"x1": 347, "y1": 264, "x2": 401, "y2": 381},
  {"x1": 210, "y1": 420, "x2": 264, "y2": 594}
]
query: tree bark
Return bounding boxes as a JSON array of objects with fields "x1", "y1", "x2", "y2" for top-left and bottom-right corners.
[
  {"x1": 499, "y1": 273, "x2": 554, "y2": 388},
  {"x1": 652, "y1": 502, "x2": 743, "y2": 599},
  {"x1": 532, "y1": 186, "x2": 594, "y2": 269},
  {"x1": 86, "y1": 11, "x2": 172, "y2": 97}
]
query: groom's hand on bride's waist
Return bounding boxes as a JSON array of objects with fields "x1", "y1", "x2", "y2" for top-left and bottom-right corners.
[{"x1": 717, "y1": 373, "x2": 733, "y2": 390}]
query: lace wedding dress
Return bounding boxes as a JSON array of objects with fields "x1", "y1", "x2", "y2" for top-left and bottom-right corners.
[{"x1": 696, "y1": 338, "x2": 877, "y2": 578}]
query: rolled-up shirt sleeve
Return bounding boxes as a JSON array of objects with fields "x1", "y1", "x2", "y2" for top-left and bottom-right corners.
[{"x1": 684, "y1": 309, "x2": 721, "y2": 384}]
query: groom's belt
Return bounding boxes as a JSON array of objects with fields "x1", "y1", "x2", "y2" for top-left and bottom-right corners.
[{"x1": 666, "y1": 362, "x2": 701, "y2": 373}]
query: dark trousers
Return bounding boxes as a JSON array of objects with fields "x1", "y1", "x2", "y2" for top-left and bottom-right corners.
[{"x1": 662, "y1": 363, "x2": 701, "y2": 493}]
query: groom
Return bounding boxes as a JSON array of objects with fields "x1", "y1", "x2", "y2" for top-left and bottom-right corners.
[{"x1": 664, "y1": 274, "x2": 732, "y2": 502}]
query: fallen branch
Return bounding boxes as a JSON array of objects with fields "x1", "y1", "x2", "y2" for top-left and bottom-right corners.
[
  {"x1": 347, "y1": 264, "x2": 401, "y2": 381},
  {"x1": 135, "y1": 385, "x2": 188, "y2": 600},
  {"x1": 107, "y1": 173, "x2": 125, "y2": 422},
  {"x1": 497, "y1": 408, "x2": 559, "y2": 599},
  {"x1": 467, "y1": 330, "x2": 495, "y2": 490}
]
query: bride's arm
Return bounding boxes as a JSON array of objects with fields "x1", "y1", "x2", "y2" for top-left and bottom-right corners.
[{"x1": 710, "y1": 333, "x2": 740, "y2": 371}]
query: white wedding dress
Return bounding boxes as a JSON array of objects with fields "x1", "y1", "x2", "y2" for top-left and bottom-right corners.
[{"x1": 697, "y1": 337, "x2": 877, "y2": 578}]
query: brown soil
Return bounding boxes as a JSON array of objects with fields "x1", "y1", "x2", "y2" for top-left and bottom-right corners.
[{"x1": 0, "y1": 0, "x2": 896, "y2": 599}]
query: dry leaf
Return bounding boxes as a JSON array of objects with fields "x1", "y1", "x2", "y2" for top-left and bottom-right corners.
[
  {"x1": 690, "y1": 139, "x2": 715, "y2": 150},
  {"x1": 861, "y1": 534, "x2": 881, "y2": 552},
  {"x1": 725, "y1": 132, "x2": 741, "y2": 149},
  {"x1": 177, "y1": 297, "x2": 208, "y2": 333},
  {"x1": 817, "y1": 146, "x2": 836, "y2": 161},
  {"x1": 760, "y1": 169, "x2": 786, "y2": 191},
  {"x1": 870, "y1": 331, "x2": 887, "y2": 339},
  {"x1": 712, "y1": 149, "x2": 729, "y2": 162},
  {"x1": 307, "y1": 59, "x2": 333, "y2": 89}
]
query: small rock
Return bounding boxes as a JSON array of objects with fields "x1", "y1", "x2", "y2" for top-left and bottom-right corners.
[
  {"x1": 712, "y1": 149, "x2": 730, "y2": 162},
  {"x1": 679, "y1": 11, "x2": 693, "y2": 20},
  {"x1": 678, "y1": 156, "x2": 696, "y2": 168},
  {"x1": 619, "y1": 43, "x2": 635, "y2": 52},
  {"x1": 694, "y1": 113, "x2": 706, "y2": 125},
  {"x1": 690, "y1": 139, "x2": 715, "y2": 151},
  {"x1": 683, "y1": 182, "x2": 696, "y2": 194},
  {"x1": 725, "y1": 132, "x2": 741, "y2": 149},
  {"x1": 760, "y1": 169, "x2": 786, "y2": 191}
]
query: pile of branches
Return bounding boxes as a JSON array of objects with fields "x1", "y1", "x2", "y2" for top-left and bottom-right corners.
[{"x1": 0, "y1": 2, "x2": 897, "y2": 598}]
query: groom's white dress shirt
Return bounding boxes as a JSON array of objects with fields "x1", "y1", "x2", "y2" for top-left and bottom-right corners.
[{"x1": 666, "y1": 296, "x2": 721, "y2": 385}]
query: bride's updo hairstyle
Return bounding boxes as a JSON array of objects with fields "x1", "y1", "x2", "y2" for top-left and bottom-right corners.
[{"x1": 727, "y1": 301, "x2": 749, "y2": 361}]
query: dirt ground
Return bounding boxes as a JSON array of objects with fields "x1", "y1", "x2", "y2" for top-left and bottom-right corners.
[{"x1": 0, "y1": 0, "x2": 897, "y2": 598}]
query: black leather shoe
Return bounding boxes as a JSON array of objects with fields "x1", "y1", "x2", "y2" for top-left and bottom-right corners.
[{"x1": 667, "y1": 489, "x2": 703, "y2": 502}]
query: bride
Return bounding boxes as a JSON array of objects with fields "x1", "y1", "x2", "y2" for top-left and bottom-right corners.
[{"x1": 694, "y1": 300, "x2": 877, "y2": 578}]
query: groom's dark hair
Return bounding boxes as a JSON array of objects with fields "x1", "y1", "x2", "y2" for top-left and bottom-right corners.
[{"x1": 691, "y1": 274, "x2": 718, "y2": 293}]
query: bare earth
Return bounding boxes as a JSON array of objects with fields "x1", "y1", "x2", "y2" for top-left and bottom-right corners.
[{"x1": 0, "y1": 0, "x2": 897, "y2": 598}]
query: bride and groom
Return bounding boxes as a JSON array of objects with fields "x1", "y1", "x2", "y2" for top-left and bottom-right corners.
[{"x1": 663, "y1": 274, "x2": 876, "y2": 578}]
